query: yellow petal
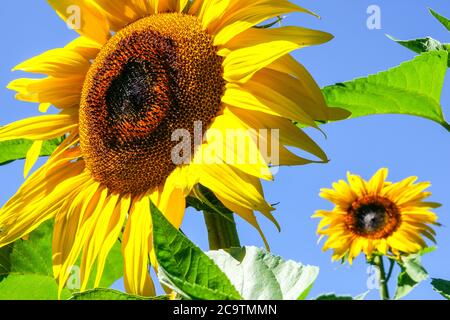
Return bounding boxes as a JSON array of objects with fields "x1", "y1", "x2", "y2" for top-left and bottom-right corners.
[
  {"x1": 122, "y1": 196, "x2": 156, "y2": 296},
  {"x1": 48, "y1": 0, "x2": 110, "y2": 45},
  {"x1": 8, "y1": 76, "x2": 84, "y2": 109},
  {"x1": 52, "y1": 178, "x2": 92, "y2": 280},
  {"x1": 79, "y1": 193, "x2": 120, "y2": 290},
  {"x1": 367, "y1": 168, "x2": 388, "y2": 195},
  {"x1": 196, "y1": 163, "x2": 278, "y2": 229},
  {"x1": 197, "y1": 0, "x2": 230, "y2": 30},
  {"x1": 65, "y1": 36, "x2": 101, "y2": 60},
  {"x1": 347, "y1": 172, "x2": 368, "y2": 198},
  {"x1": 228, "y1": 106, "x2": 327, "y2": 161},
  {"x1": 198, "y1": 110, "x2": 273, "y2": 180},
  {"x1": 217, "y1": 194, "x2": 269, "y2": 250},
  {"x1": 94, "y1": 0, "x2": 156, "y2": 30},
  {"x1": 223, "y1": 40, "x2": 303, "y2": 84},
  {"x1": 222, "y1": 83, "x2": 317, "y2": 127},
  {"x1": 158, "y1": 170, "x2": 187, "y2": 229},
  {"x1": 214, "y1": 0, "x2": 314, "y2": 46},
  {"x1": 94, "y1": 195, "x2": 130, "y2": 287},
  {"x1": 223, "y1": 26, "x2": 333, "y2": 51},
  {"x1": 24, "y1": 140, "x2": 44, "y2": 178},
  {"x1": 158, "y1": 0, "x2": 184, "y2": 12},
  {"x1": 0, "y1": 163, "x2": 87, "y2": 248},
  {"x1": 0, "y1": 114, "x2": 77, "y2": 142},
  {"x1": 57, "y1": 181, "x2": 107, "y2": 294},
  {"x1": 13, "y1": 48, "x2": 90, "y2": 77},
  {"x1": 248, "y1": 68, "x2": 329, "y2": 122}
]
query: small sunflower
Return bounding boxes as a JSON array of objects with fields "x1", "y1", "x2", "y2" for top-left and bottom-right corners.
[
  {"x1": 314, "y1": 168, "x2": 439, "y2": 264},
  {"x1": 0, "y1": 0, "x2": 345, "y2": 296}
]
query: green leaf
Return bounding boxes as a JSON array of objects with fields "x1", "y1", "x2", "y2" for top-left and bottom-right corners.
[
  {"x1": 206, "y1": 246, "x2": 319, "y2": 300},
  {"x1": 150, "y1": 201, "x2": 242, "y2": 300},
  {"x1": 401, "y1": 256, "x2": 428, "y2": 283},
  {"x1": 395, "y1": 270, "x2": 419, "y2": 300},
  {"x1": 69, "y1": 288, "x2": 169, "y2": 300},
  {"x1": 0, "y1": 138, "x2": 62, "y2": 166},
  {"x1": 430, "y1": 8, "x2": 450, "y2": 32},
  {"x1": 0, "y1": 245, "x2": 12, "y2": 282},
  {"x1": 7, "y1": 221, "x2": 54, "y2": 276},
  {"x1": 0, "y1": 274, "x2": 71, "y2": 300},
  {"x1": 394, "y1": 249, "x2": 432, "y2": 300},
  {"x1": 322, "y1": 51, "x2": 450, "y2": 131},
  {"x1": 315, "y1": 293, "x2": 353, "y2": 300},
  {"x1": 0, "y1": 220, "x2": 123, "y2": 299},
  {"x1": 431, "y1": 278, "x2": 450, "y2": 300},
  {"x1": 0, "y1": 221, "x2": 71, "y2": 300},
  {"x1": 387, "y1": 35, "x2": 450, "y2": 67},
  {"x1": 314, "y1": 291, "x2": 368, "y2": 300},
  {"x1": 81, "y1": 241, "x2": 124, "y2": 290}
]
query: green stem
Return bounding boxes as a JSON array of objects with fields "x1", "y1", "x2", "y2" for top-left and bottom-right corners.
[
  {"x1": 203, "y1": 211, "x2": 241, "y2": 250},
  {"x1": 385, "y1": 258, "x2": 395, "y2": 283},
  {"x1": 374, "y1": 255, "x2": 390, "y2": 300}
]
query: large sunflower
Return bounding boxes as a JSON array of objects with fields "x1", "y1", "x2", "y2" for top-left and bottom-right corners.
[
  {"x1": 314, "y1": 168, "x2": 439, "y2": 264},
  {"x1": 0, "y1": 0, "x2": 344, "y2": 296}
]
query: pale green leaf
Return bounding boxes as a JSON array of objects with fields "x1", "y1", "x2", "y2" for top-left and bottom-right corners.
[
  {"x1": 394, "y1": 249, "x2": 432, "y2": 300},
  {"x1": 387, "y1": 35, "x2": 450, "y2": 67},
  {"x1": 206, "y1": 246, "x2": 319, "y2": 300}
]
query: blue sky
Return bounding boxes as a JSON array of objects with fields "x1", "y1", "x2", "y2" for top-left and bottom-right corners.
[{"x1": 0, "y1": 0, "x2": 449, "y2": 299}]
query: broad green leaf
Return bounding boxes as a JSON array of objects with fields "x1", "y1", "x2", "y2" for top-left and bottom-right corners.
[
  {"x1": 69, "y1": 288, "x2": 169, "y2": 300},
  {"x1": 387, "y1": 36, "x2": 450, "y2": 67},
  {"x1": 322, "y1": 51, "x2": 450, "y2": 131},
  {"x1": 0, "y1": 245, "x2": 11, "y2": 282},
  {"x1": 394, "y1": 269, "x2": 419, "y2": 300},
  {"x1": 0, "y1": 138, "x2": 62, "y2": 166},
  {"x1": 0, "y1": 274, "x2": 71, "y2": 300},
  {"x1": 206, "y1": 246, "x2": 319, "y2": 300},
  {"x1": 431, "y1": 278, "x2": 450, "y2": 300},
  {"x1": 7, "y1": 221, "x2": 54, "y2": 276},
  {"x1": 314, "y1": 291, "x2": 368, "y2": 300},
  {"x1": 0, "y1": 220, "x2": 123, "y2": 299},
  {"x1": 394, "y1": 248, "x2": 433, "y2": 300},
  {"x1": 150, "y1": 201, "x2": 242, "y2": 300},
  {"x1": 0, "y1": 221, "x2": 71, "y2": 300},
  {"x1": 401, "y1": 256, "x2": 429, "y2": 283},
  {"x1": 430, "y1": 8, "x2": 450, "y2": 32}
]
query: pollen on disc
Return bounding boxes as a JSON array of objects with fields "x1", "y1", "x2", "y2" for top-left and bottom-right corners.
[{"x1": 79, "y1": 13, "x2": 225, "y2": 195}]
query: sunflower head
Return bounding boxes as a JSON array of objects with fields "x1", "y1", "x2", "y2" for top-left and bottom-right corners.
[
  {"x1": 313, "y1": 168, "x2": 440, "y2": 264},
  {"x1": 0, "y1": 0, "x2": 346, "y2": 297},
  {"x1": 80, "y1": 13, "x2": 225, "y2": 194}
]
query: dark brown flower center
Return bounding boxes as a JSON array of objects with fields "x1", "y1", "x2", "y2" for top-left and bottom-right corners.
[
  {"x1": 79, "y1": 13, "x2": 225, "y2": 194},
  {"x1": 346, "y1": 196, "x2": 401, "y2": 239}
]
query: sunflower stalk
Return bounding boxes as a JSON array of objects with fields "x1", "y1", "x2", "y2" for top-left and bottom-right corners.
[
  {"x1": 203, "y1": 210, "x2": 241, "y2": 250},
  {"x1": 373, "y1": 255, "x2": 390, "y2": 300},
  {"x1": 190, "y1": 185, "x2": 241, "y2": 250},
  {"x1": 385, "y1": 258, "x2": 395, "y2": 283}
]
